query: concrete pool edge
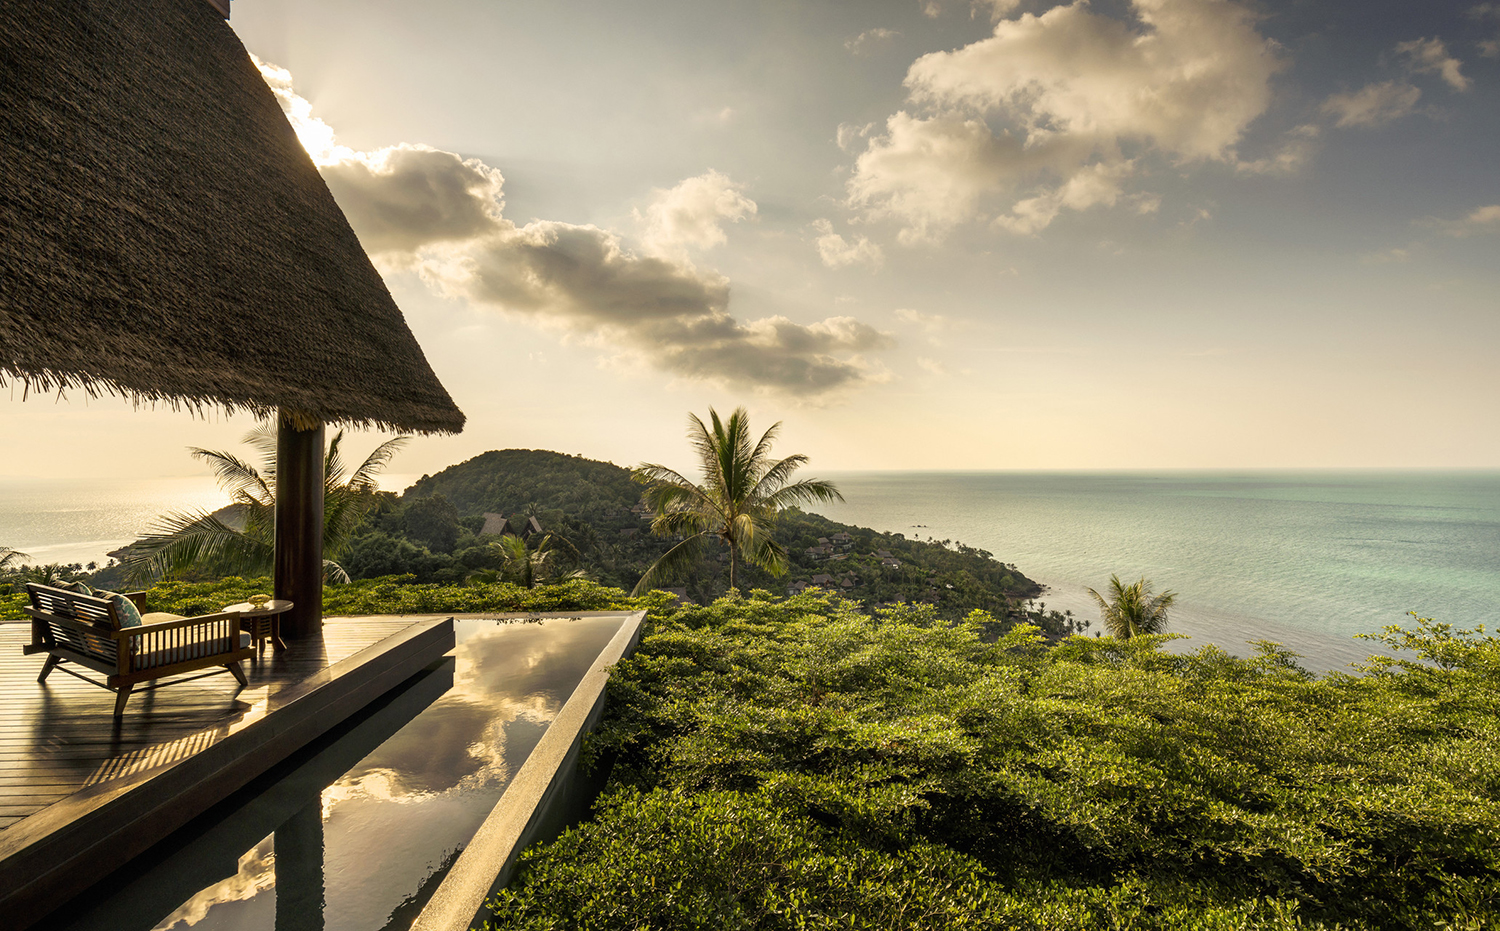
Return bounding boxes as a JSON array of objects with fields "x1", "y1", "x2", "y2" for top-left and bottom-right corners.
[{"x1": 411, "y1": 609, "x2": 648, "y2": 931}]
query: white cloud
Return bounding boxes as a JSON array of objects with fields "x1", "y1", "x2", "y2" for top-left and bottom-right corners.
[
  {"x1": 1475, "y1": 4, "x2": 1500, "y2": 57},
  {"x1": 1397, "y1": 37, "x2": 1470, "y2": 91},
  {"x1": 1320, "y1": 82, "x2": 1422, "y2": 128},
  {"x1": 257, "y1": 60, "x2": 890, "y2": 397},
  {"x1": 974, "y1": 0, "x2": 1026, "y2": 19},
  {"x1": 1360, "y1": 246, "x2": 1412, "y2": 265},
  {"x1": 637, "y1": 170, "x2": 757, "y2": 261},
  {"x1": 895, "y1": 308, "x2": 948, "y2": 331},
  {"x1": 846, "y1": 28, "x2": 900, "y2": 55},
  {"x1": 1428, "y1": 204, "x2": 1500, "y2": 236},
  {"x1": 994, "y1": 159, "x2": 1130, "y2": 235},
  {"x1": 849, "y1": 112, "x2": 1035, "y2": 242},
  {"x1": 812, "y1": 219, "x2": 885, "y2": 268},
  {"x1": 849, "y1": 0, "x2": 1282, "y2": 239}
]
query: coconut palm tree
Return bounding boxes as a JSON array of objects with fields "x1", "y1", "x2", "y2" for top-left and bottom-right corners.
[
  {"x1": 0, "y1": 547, "x2": 28, "y2": 571},
  {"x1": 632, "y1": 406, "x2": 842, "y2": 595},
  {"x1": 1087, "y1": 574, "x2": 1177, "y2": 639},
  {"x1": 469, "y1": 532, "x2": 585, "y2": 589},
  {"x1": 124, "y1": 423, "x2": 406, "y2": 584}
]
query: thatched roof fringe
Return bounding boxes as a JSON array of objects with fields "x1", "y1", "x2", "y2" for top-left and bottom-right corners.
[{"x1": 0, "y1": 371, "x2": 448, "y2": 436}]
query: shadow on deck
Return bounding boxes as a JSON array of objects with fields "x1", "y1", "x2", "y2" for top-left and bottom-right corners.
[{"x1": 0, "y1": 615, "x2": 455, "y2": 929}]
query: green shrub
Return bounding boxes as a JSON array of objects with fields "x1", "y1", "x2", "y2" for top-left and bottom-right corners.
[
  {"x1": 0, "y1": 576, "x2": 672, "y2": 621},
  {"x1": 486, "y1": 595, "x2": 1500, "y2": 930}
]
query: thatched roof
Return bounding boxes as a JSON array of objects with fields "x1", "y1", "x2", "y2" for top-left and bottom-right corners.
[{"x1": 0, "y1": 0, "x2": 465, "y2": 435}]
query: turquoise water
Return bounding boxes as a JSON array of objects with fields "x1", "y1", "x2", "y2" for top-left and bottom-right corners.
[{"x1": 816, "y1": 471, "x2": 1500, "y2": 671}]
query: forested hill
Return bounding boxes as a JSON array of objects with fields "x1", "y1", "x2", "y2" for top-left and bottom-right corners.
[
  {"x1": 405, "y1": 449, "x2": 640, "y2": 517},
  {"x1": 348, "y1": 449, "x2": 1073, "y2": 631}
]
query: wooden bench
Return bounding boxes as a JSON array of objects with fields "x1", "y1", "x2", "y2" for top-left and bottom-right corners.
[{"x1": 22, "y1": 583, "x2": 253, "y2": 718}]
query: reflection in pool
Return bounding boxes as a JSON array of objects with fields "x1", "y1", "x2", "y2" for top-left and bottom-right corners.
[{"x1": 58, "y1": 615, "x2": 627, "y2": 931}]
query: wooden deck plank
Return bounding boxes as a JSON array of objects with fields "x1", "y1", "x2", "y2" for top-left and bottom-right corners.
[{"x1": 0, "y1": 615, "x2": 456, "y2": 930}]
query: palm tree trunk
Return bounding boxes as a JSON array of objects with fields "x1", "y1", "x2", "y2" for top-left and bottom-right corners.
[{"x1": 728, "y1": 540, "x2": 738, "y2": 591}]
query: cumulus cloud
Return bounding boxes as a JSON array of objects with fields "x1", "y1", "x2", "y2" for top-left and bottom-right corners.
[
  {"x1": 257, "y1": 60, "x2": 889, "y2": 397},
  {"x1": 1397, "y1": 37, "x2": 1470, "y2": 91},
  {"x1": 637, "y1": 170, "x2": 756, "y2": 261},
  {"x1": 1320, "y1": 81, "x2": 1422, "y2": 128},
  {"x1": 846, "y1": 28, "x2": 899, "y2": 55},
  {"x1": 812, "y1": 219, "x2": 884, "y2": 268},
  {"x1": 848, "y1": 0, "x2": 1282, "y2": 239}
]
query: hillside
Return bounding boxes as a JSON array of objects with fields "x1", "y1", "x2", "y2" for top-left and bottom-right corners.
[
  {"x1": 371, "y1": 449, "x2": 1066, "y2": 630},
  {"x1": 404, "y1": 449, "x2": 641, "y2": 517}
]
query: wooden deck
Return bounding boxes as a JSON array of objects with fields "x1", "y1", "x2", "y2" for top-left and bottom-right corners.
[{"x1": 0, "y1": 615, "x2": 456, "y2": 929}]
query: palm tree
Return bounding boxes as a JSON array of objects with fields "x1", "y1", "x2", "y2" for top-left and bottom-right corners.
[
  {"x1": 1087, "y1": 574, "x2": 1177, "y2": 639},
  {"x1": 470, "y1": 532, "x2": 585, "y2": 589},
  {"x1": 0, "y1": 547, "x2": 28, "y2": 571},
  {"x1": 632, "y1": 406, "x2": 842, "y2": 595},
  {"x1": 124, "y1": 424, "x2": 406, "y2": 584}
]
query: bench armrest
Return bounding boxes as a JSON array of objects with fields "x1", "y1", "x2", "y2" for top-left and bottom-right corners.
[{"x1": 118, "y1": 611, "x2": 240, "y2": 639}]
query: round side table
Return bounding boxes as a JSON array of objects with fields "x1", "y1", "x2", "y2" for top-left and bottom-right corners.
[{"x1": 223, "y1": 599, "x2": 293, "y2": 657}]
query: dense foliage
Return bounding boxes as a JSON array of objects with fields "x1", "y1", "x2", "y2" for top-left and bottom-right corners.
[
  {"x1": 487, "y1": 594, "x2": 1500, "y2": 930},
  {"x1": 0, "y1": 577, "x2": 669, "y2": 621}
]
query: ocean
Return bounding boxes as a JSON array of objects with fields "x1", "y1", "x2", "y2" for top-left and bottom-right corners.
[
  {"x1": 2, "y1": 471, "x2": 1496, "y2": 672},
  {"x1": 815, "y1": 471, "x2": 1500, "y2": 672},
  {"x1": 0, "y1": 477, "x2": 229, "y2": 569}
]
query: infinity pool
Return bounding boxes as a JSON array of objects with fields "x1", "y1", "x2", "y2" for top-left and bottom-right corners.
[{"x1": 55, "y1": 614, "x2": 628, "y2": 931}]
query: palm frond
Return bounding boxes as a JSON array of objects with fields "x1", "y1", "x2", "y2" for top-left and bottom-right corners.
[
  {"x1": 190, "y1": 447, "x2": 273, "y2": 507},
  {"x1": 747, "y1": 536, "x2": 790, "y2": 577},
  {"x1": 122, "y1": 510, "x2": 273, "y2": 584},
  {"x1": 243, "y1": 422, "x2": 279, "y2": 476},
  {"x1": 749, "y1": 419, "x2": 783, "y2": 469},
  {"x1": 349, "y1": 436, "x2": 409, "y2": 491},
  {"x1": 324, "y1": 430, "x2": 349, "y2": 490},
  {"x1": 632, "y1": 532, "x2": 709, "y2": 595},
  {"x1": 760, "y1": 477, "x2": 844, "y2": 512}
]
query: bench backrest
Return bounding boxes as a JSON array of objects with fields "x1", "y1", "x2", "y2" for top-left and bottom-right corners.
[
  {"x1": 26, "y1": 582, "x2": 121, "y2": 663},
  {"x1": 27, "y1": 582, "x2": 119, "y2": 626}
]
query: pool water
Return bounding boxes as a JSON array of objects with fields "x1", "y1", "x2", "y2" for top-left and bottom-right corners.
[{"x1": 55, "y1": 614, "x2": 627, "y2": 931}]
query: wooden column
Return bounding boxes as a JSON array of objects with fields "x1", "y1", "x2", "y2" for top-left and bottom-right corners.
[{"x1": 274, "y1": 410, "x2": 324, "y2": 640}]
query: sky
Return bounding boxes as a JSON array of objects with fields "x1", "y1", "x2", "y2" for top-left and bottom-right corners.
[{"x1": 5, "y1": 0, "x2": 1499, "y2": 482}]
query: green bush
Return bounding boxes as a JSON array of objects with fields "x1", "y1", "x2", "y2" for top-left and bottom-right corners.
[
  {"x1": 0, "y1": 576, "x2": 671, "y2": 621},
  {"x1": 486, "y1": 595, "x2": 1500, "y2": 930}
]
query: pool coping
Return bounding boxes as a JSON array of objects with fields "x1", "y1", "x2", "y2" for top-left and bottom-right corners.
[{"x1": 411, "y1": 609, "x2": 648, "y2": 931}]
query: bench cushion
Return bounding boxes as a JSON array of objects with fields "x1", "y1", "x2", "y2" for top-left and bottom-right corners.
[{"x1": 102, "y1": 591, "x2": 142, "y2": 628}]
